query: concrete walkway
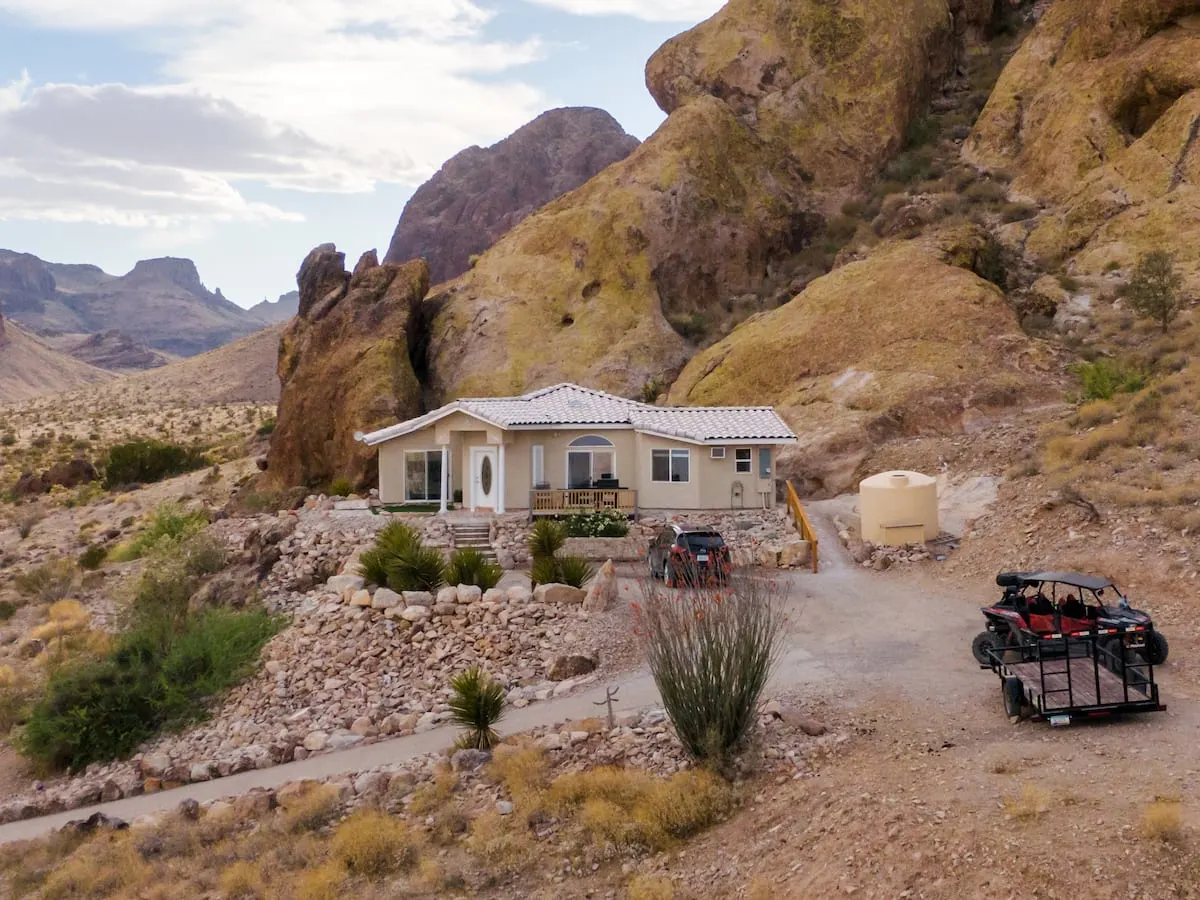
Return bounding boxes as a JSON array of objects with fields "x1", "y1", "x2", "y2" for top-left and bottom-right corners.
[{"x1": 0, "y1": 639, "x2": 831, "y2": 845}]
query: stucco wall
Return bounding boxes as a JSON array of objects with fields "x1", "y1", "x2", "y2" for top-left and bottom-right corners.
[{"x1": 503, "y1": 428, "x2": 636, "y2": 510}]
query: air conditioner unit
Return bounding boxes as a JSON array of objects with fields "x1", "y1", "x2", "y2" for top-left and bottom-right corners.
[{"x1": 710, "y1": 447, "x2": 726, "y2": 459}]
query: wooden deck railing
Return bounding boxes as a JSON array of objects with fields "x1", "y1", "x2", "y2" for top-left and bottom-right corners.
[
  {"x1": 530, "y1": 489, "x2": 638, "y2": 517},
  {"x1": 785, "y1": 480, "x2": 819, "y2": 573}
]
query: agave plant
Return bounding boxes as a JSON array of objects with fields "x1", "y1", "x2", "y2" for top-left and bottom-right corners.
[
  {"x1": 529, "y1": 556, "x2": 560, "y2": 590},
  {"x1": 528, "y1": 519, "x2": 566, "y2": 561},
  {"x1": 385, "y1": 545, "x2": 446, "y2": 593},
  {"x1": 357, "y1": 521, "x2": 421, "y2": 586},
  {"x1": 448, "y1": 666, "x2": 506, "y2": 750},
  {"x1": 445, "y1": 548, "x2": 503, "y2": 591},
  {"x1": 556, "y1": 555, "x2": 594, "y2": 589}
]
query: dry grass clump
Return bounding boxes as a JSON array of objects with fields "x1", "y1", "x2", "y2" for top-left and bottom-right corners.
[
  {"x1": 330, "y1": 810, "x2": 421, "y2": 876},
  {"x1": 628, "y1": 874, "x2": 677, "y2": 900},
  {"x1": 282, "y1": 785, "x2": 344, "y2": 834},
  {"x1": 745, "y1": 877, "x2": 774, "y2": 900},
  {"x1": 39, "y1": 836, "x2": 153, "y2": 899},
  {"x1": 489, "y1": 742, "x2": 551, "y2": 805},
  {"x1": 407, "y1": 767, "x2": 459, "y2": 815},
  {"x1": 1142, "y1": 798, "x2": 1183, "y2": 842},
  {"x1": 218, "y1": 860, "x2": 267, "y2": 898},
  {"x1": 292, "y1": 861, "x2": 347, "y2": 900},
  {"x1": 1003, "y1": 783, "x2": 1052, "y2": 822},
  {"x1": 466, "y1": 809, "x2": 537, "y2": 875},
  {"x1": 27, "y1": 598, "x2": 90, "y2": 643}
]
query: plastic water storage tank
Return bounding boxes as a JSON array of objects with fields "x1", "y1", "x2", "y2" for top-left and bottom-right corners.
[{"x1": 859, "y1": 471, "x2": 940, "y2": 545}]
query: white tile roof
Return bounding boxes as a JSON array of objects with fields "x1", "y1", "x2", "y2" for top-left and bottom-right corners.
[{"x1": 357, "y1": 383, "x2": 797, "y2": 446}]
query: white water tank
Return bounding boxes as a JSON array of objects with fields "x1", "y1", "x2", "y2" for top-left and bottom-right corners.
[{"x1": 859, "y1": 470, "x2": 940, "y2": 545}]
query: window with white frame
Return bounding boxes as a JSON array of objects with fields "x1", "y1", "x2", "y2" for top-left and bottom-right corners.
[
  {"x1": 567, "y1": 435, "x2": 616, "y2": 489},
  {"x1": 532, "y1": 445, "x2": 546, "y2": 488},
  {"x1": 734, "y1": 448, "x2": 753, "y2": 474},
  {"x1": 651, "y1": 448, "x2": 690, "y2": 483},
  {"x1": 404, "y1": 451, "x2": 443, "y2": 501}
]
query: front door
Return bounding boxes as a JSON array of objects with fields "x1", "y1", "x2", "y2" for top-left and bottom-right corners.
[{"x1": 470, "y1": 447, "x2": 499, "y2": 511}]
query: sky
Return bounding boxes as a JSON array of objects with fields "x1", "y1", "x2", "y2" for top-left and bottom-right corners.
[{"x1": 0, "y1": 0, "x2": 725, "y2": 307}]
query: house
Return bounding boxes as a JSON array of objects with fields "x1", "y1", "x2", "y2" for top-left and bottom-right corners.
[{"x1": 355, "y1": 383, "x2": 798, "y2": 515}]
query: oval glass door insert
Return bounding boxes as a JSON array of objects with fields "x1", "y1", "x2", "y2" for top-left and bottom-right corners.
[{"x1": 480, "y1": 456, "x2": 493, "y2": 496}]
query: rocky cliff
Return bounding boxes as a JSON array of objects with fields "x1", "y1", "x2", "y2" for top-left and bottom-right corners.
[
  {"x1": 0, "y1": 250, "x2": 264, "y2": 356},
  {"x1": 266, "y1": 246, "x2": 429, "y2": 489},
  {"x1": 248, "y1": 291, "x2": 299, "y2": 325},
  {"x1": 423, "y1": 0, "x2": 977, "y2": 402},
  {"x1": 966, "y1": 0, "x2": 1200, "y2": 284},
  {"x1": 384, "y1": 108, "x2": 640, "y2": 285}
]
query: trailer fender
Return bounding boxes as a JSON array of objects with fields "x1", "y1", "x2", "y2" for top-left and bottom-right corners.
[{"x1": 1003, "y1": 677, "x2": 1026, "y2": 719}]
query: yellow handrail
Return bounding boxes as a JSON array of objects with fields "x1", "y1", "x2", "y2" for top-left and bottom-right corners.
[{"x1": 785, "y1": 480, "x2": 819, "y2": 573}]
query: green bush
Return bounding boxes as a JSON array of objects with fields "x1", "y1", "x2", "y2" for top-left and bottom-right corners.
[
  {"x1": 15, "y1": 558, "x2": 76, "y2": 604},
  {"x1": 328, "y1": 477, "x2": 354, "y2": 497},
  {"x1": 0, "y1": 600, "x2": 17, "y2": 622},
  {"x1": 448, "y1": 667, "x2": 506, "y2": 750},
  {"x1": 386, "y1": 545, "x2": 446, "y2": 593},
  {"x1": 1127, "y1": 250, "x2": 1184, "y2": 333},
  {"x1": 102, "y1": 438, "x2": 208, "y2": 488},
  {"x1": 530, "y1": 556, "x2": 560, "y2": 589},
  {"x1": 972, "y1": 234, "x2": 1013, "y2": 292},
  {"x1": 636, "y1": 574, "x2": 786, "y2": 764},
  {"x1": 528, "y1": 520, "x2": 566, "y2": 560},
  {"x1": 77, "y1": 544, "x2": 108, "y2": 571},
  {"x1": 556, "y1": 555, "x2": 595, "y2": 589},
  {"x1": 111, "y1": 503, "x2": 209, "y2": 562},
  {"x1": 1071, "y1": 359, "x2": 1148, "y2": 401},
  {"x1": 564, "y1": 509, "x2": 629, "y2": 538},
  {"x1": 358, "y1": 522, "x2": 420, "y2": 586},
  {"x1": 445, "y1": 548, "x2": 502, "y2": 591},
  {"x1": 255, "y1": 418, "x2": 276, "y2": 437},
  {"x1": 1, "y1": 433, "x2": 15, "y2": 447}
]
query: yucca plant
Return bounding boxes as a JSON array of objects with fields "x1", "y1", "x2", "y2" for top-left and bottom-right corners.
[
  {"x1": 528, "y1": 519, "x2": 566, "y2": 560},
  {"x1": 556, "y1": 555, "x2": 594, "y2": 589},
  {"x1": 445, "y1": 548, "x2": 502, "y2": 591},
  {"x1": 448, "y1": 666, "x2": 506, "y2": 750},
  {"x1": 386, "y1": 545, "x2": 446, "y2": 593},
  {"x1": 358, "y1": 522, "x2": 420, "y2": 586},
  {"x1": 529, "y1": 556, "x2": 560, "y2": 589}
]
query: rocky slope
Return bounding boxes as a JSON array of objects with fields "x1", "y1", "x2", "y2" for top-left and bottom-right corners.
[
  {"x1": 0, "y1": 250, "x2": 264, "y2": 356},
  {"x1": 384, "y1": 108, "x2": 640, "y2": 285},
  {"x1": 62, "y1": 330, "x2": 171, "y2": 371},
  {"x1": 248, "y1": 291, "x2": 299, "y2": 326},
  {"x1": 266, "y1": 246, "x2": 429, "y2": 489},
  {"x1": 966, "y1": 0, "x2": 1200, "y2": 284},
  {"x1": 423, "y1": 0, "x2": 980, "y2": 401},
  {"x1": 0, "y1": 318, "x2": 114, "y2": 404}
]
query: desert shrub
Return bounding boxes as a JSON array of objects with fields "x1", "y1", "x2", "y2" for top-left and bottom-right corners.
[
  {"x1": 972, "y1": 234, "x2": 1013, "y2": 291},
  {"x1": 15, "y1": 558, "x2": 76, "y2": 604},
  {"x1": 1071, "y1": 359, "x2": 1148, "y2": 401},
  {"x1": 884, "y1": 146, "x2": 937, "y2": 183},
  {"x1": 283, "y1": 784, "x2": 344, "y2": 834},
  {"x1": 255, "y1": 418, "x2": 276, "y2": 437},
  {"x1": 449, "y1": 666, "x2": 506, "y2": 750},
  {"x1": 1127, "y1": 250, "x2": 1185, "y2": 332},
  {"x1": 636, "y1": 573, "x2": 785, "y2": 763},
  {"x1": 640, "y1": 378, "x2": 665, "y2": 404},
  {"x1": 530, "y1": 556, "x2": 560, "y2": 588},
  {"x1": 15, "y1": 507, "x2": 43, "y2": 540},
  {"x1": 327, "y1": 477, "x2": 354, "y2": 497},
  {"x1": 489, "y1": 744, "x2": 550, "y2": 806},
  {"x1": 1, "y1": 432, "x2": 15, "y2": 446},
  {"x1": 1002, "y1": 783, "x2": 1051, "y2": 821},
  {"x1": 102, "y1": 438, "x2": 207, "y2": 488},
  {"x1": 904, "y1": 115, "x2": 941, "y2": 148},
  {"x1": 77, "y1": 544, "x2": 108, "y2": 571},
  {"x1": 556, "y1": 555, "x2": 595, "y2": 589},
  {"x1": 408, "y1": 769, "x2": 459, "y2": 815},
  {"x1": 386, "y1": 545, "x2": 445, "y2": 592},
  {"x1": 293, "y1": 862, "x2": 346, "y2": 900},
  {"x1": 0, "y1": 600, "x2": 16, "y2": 621},
  {"x1": 178, "y1": 531, "x2": 229, "y2": 577},
  {"x1": 465, "y1": 810, "x2": 535, "y2": 875},
  {"x1": 20, "y1": 554, "x2": 280, "y2": 771},
  {"x1": 0, "y1": 664, "x2": 36, "y2": 733},
  {"x1": 219, "y1": 860, "x2": 266, "y2": 898},
  {"x1": 670, "y1": 313, "x2": 709, "y2": 342},
  {"x1": 444, "y1": 548, "x2": 502, "y2": 591},
  {"x1": 564, "y1": 509, "x2": 629, "y2": 538},
  {"x1": 963, "y1": 179, "x2": 1008, "y2": 204},
  {"x1": 112, "y1": 503, "x2": 209, "y2": 562},
  {"x1": 628, "y1": 876, "x2": 677, "y2": 900},
  {"x1": 357, "y1": 521, "x2": 420, "y2": 585},
  {"x1": 332, "y1": 811, "x2": 420, "y2": 876}
]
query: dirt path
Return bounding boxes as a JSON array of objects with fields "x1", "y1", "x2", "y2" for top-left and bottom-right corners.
[{"x1": 4, "y1": 515, "x2": 1196, "y2": 847}]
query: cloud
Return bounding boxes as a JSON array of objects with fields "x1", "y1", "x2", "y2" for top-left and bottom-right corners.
[
  {"x1": 0, "y1": 1, "x2": 548, "y2": 226},
  {"x1": 520, "y1": 0, "x2": 725, "y2": 22}
]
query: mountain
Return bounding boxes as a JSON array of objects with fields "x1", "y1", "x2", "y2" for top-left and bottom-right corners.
[
  {"x1": 383, "y1": 107, "x2": 640, "y2": 284},
  {"x1": 248, "y1": 291, "x2": 299, "y2": 325},
  {"x1": 0, "y1": 315, "x2": 114, "y2": 404},
  {"x1": 0, "y1": 251, "x2": 264, "y2": 357},
  {"x1": 64, "y1": 330, "x2": 173, "y2": 371}
]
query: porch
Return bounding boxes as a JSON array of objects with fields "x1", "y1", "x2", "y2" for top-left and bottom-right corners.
[{"x1": 529, "y1": 488, "x2": 638, "y2": 518}]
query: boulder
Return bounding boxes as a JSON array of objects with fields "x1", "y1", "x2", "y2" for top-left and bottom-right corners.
[
  {"x1": 349, "y1": 589, "x2": 372, "y2": 608},
  {"x1": 326, "y1": 574, "x2": 365, "y2": 595},
  {"x1": 402, "y1": 591, "x2": 434, "y2": 608},
  {"x1": 12, "y1": 472, "x2": 48, "y2": 497},
  {"x1": 302, "y1": 731, "x2": 329, "y2": 752},
  {"x1": 353, "y1": 771, "x2": 388, "y2": 797},
  {"x1": 547, "y1": 654, "x2": 598, "y2": 681},
  {"x1": 582, "y1": 559, "x2": 618, "y2": 612},
  {"x1": 233, "y1": 789, "x2": 276, "y2": 820},
  {"x1": 140, "y1": 754, "x2": 171, "y2": 779},
  {"x1": 436, "y1": 586, "x2": 459, "y2": 606},
  {"x1": 266, "y1": 247, "x2": 429, "y2": 490},
  {"x1": 400, "y1": 605, "x2": 431, "y2": 622},
  {"x1": 385, "y1": 108, "x2": 640, "y2": 283},
  {"x1": 533, "y1": 583, "x2": 587, "y2": 606},
  {"x1": 450, "y1": 748, "x2": 491, "y2": 773},
  {"x1": 482, "y1": 588, "x2": 507, "y2": 605},
  {"x1": 350, "y1": 716, "x2": 377, "y2": 737},
  {"x1": 188, "y1": 763, "x2": 212, "y2": 783},
  {"x1": 506, "y1": 585, "x2": 532, "y2": 604},
  {"x1": 456, "y1": 585, "x2": 483, "y2": 605},
  {"x1": 371, "y1": 588, "x2": 402, "y2": 610}
]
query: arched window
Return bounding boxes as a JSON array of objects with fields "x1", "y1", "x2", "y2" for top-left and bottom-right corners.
[{"x1": 567, "y1": 435, "x2": 616, "y2": 488}]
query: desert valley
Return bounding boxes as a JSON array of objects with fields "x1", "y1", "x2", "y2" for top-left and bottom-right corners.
[{"x1": 2, "y1": 0, "x2": 1200, "y2": 897}]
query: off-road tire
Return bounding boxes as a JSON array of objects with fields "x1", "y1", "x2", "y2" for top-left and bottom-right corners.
[
  {"x1": 972, "y1": 631, "x2": 1004, "y2": 665},
  {"x1": 1148, "y1": 631, "x2": 1169, "y2": 666},
  {"x1": 1002, "y1": 677, "x2": 1025, "y2": 719}
]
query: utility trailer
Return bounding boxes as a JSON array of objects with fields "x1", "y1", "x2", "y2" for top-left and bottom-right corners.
[{"x1": 982, "y1": 626, "x2": 1165, "y2": 725}]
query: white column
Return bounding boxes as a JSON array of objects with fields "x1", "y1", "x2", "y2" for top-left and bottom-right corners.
[
  {"x1": 497, "y1": 442, "x2": 506, "y2": 514},
  {"x1": 439, "y1": 445, "x2": 449, "y2": 514}
]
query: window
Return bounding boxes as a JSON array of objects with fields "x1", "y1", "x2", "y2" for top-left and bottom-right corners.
[
  {"x1": 567, "y1": 435, "x2": 616, "y2": 489},
  {"x1": 532, "y1": 445, "x2": 545, "y2": 488},
  {"x1": 710, "y1": 447, "x2": 726, "y2": 460},
  {"x1": 405, "y1": 451, "x2": 443, "y2": 501},
  {"x1": 734, "y1": 449, "x2": 753, "y2": 474},
  {"x1": 759, "y1": 448, "x2": 772, "y2": 480},
  {"x1": 651, "y1": 448, "x2": 690, "y2": 483}
]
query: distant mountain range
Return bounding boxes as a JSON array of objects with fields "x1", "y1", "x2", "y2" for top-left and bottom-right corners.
[
  {"x1": 0, "y1": 250, "x2": 276, "y2": 358},
  {"x1": 247, "y1": 291, "x2": 299, "y2": 325}
]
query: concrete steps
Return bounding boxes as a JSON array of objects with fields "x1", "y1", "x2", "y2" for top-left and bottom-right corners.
[{"x1": 450, "y1": 523, "x2": 498, "y2": 564}]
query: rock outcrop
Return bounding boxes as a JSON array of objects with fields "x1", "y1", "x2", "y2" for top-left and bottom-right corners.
[
  {"x1": 248, "y1": 291, "x2": 299, "y2": 325},
  {"x1": 384, "y1": 108, "x2": 641, "y2": 285},
  {"x1": 425, "y1": 0, "x2": 980, "y2": 401},
  {"x1": 267, "y1": 246, "x2": 429, "y2": 489},
  {"x1": 669, "y1": 229, "x2": 1055, "y2": 495},
  {"x1": 966, "y1": 0, "x2": 1200, "y2": 284},
  {"x1": 66, "y1": 330, "x2": 170, "y2": 371}
]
